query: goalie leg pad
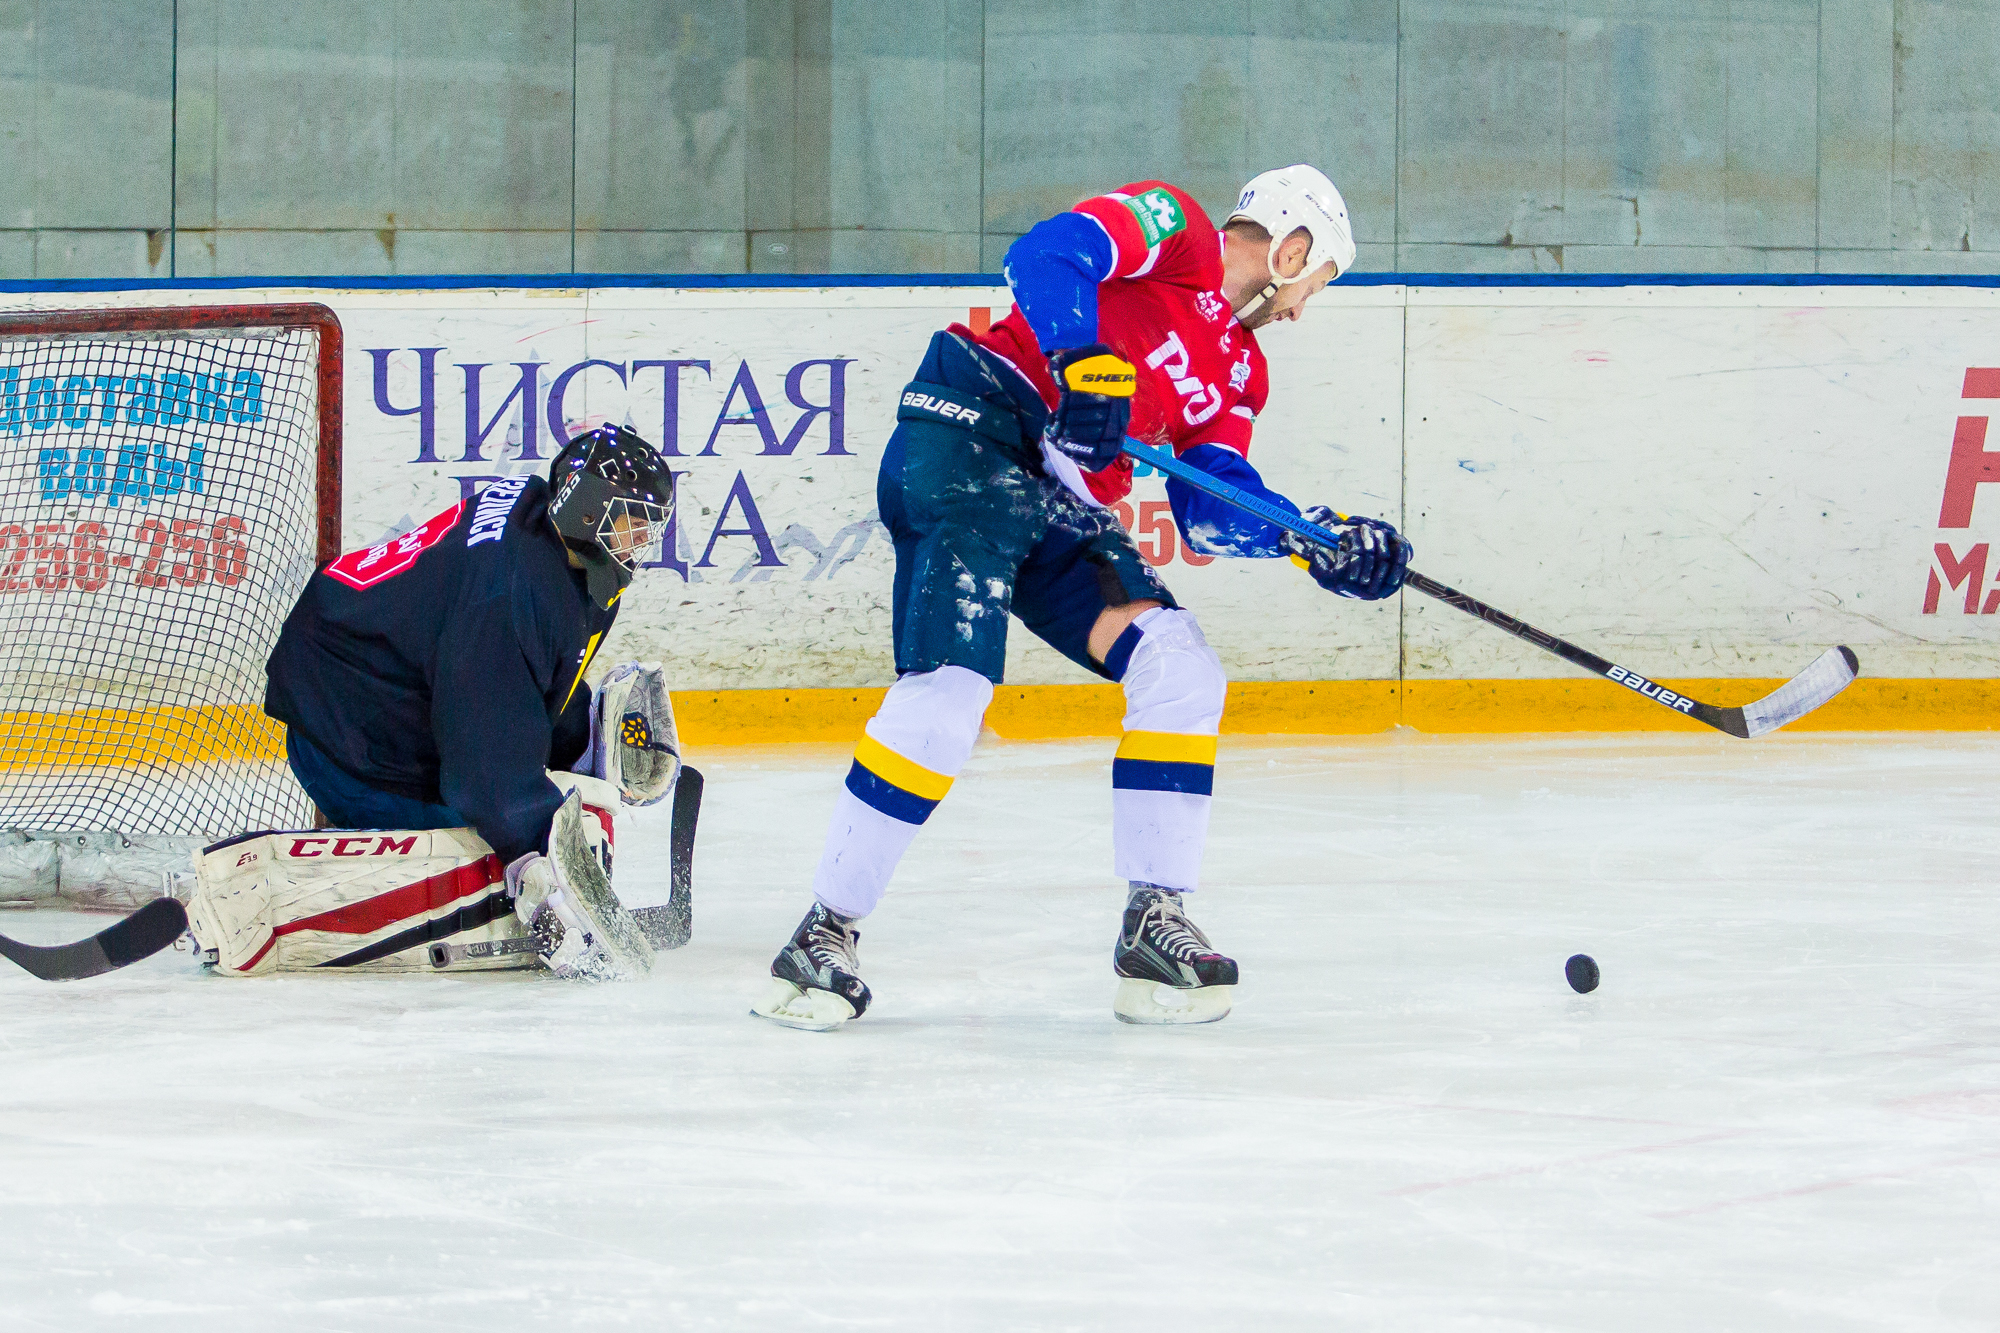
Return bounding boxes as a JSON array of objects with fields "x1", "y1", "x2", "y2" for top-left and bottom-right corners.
[
  {"x1": 185, "y1": 827, "x2": 534, "y2": 976},
  {"x1": 505, "y1": 790, "x2": 655, "y2": 982},
  {"x1": 548, "y1": 770, "x2": 618, "y2": 879}
]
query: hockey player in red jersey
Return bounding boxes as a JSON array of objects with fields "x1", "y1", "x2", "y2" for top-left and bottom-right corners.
[{"x1": 753, "y1": 165, "x2": 1411, "y2": 1031}]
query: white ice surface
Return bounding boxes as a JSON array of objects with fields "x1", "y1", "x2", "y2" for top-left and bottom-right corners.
[{"x1": 4, "y1": 732, "x2": 1999, "y2": 1331}]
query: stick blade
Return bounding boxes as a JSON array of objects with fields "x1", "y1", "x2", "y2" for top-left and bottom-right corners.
[
  {"x1": 1739, "y1": 646, "x2": 1861, "y2": 738},
  {"x1": 99, "y1": 897, "x2": 190, "y2": 968},
  {"x1": 0, "y1": 897, "x2": 187, "y2": 982}
]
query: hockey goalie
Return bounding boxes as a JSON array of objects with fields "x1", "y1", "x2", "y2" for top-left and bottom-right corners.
[{"x1": 187, "y1": 425, "x2": 684, "y2": 980}]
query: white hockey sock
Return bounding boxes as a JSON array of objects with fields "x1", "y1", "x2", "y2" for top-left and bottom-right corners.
[
  {"x1": 811, "y1": 665, "x2": 993, "y2": 918},
  {"x1": 1105, "y1": 607, "x2": 1226, "y2": 892}
]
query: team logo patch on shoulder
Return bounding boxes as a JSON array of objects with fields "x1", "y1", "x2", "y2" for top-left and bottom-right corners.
[
  {"x1": 1195, "y1": 290, "x2": 1226, "y2": 323},
  {"x1": 1124, "y1": 188, "x2": 1186, "y2": 247},
  {"x1": 326, "y1": 501, "x2": 463, "y2": 591}
]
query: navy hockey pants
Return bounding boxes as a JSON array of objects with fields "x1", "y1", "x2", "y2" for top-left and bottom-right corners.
[
  {"x1": 884, "y1": 331, "x2": 1175, "y2": 684},
  {"x1": 287, "y1": 730, "x2": 469, "y2": 832}
]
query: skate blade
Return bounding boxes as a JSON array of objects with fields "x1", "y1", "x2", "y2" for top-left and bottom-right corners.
[
  {"x1": 1113, "y1": 977, "x2": 1232, "y2": 1026},
  {"x1": 751, "y1": 977, "x2": 856, "y2": 1032}
]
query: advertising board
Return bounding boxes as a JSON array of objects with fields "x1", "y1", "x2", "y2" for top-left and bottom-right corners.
[{"x1": 4, "y1": 279, "x2": 1994, "y2": 731}]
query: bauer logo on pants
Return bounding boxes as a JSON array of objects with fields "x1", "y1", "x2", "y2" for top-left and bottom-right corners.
[{"x1": 899, "y1": 391, "x2": 987, "y2": 430}]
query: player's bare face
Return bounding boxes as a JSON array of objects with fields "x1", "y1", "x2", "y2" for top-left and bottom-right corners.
[{"x1": 1240, "y1": 259, "x2": 1338, "y2": 330}]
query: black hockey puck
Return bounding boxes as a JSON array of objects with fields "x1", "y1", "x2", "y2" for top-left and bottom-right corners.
[{"x1": 1565, "y1": 953, "x2": 1600, "y2": 993}]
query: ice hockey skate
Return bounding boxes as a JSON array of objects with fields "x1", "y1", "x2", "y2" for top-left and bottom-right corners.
[
  {"x1": 1113, "y1": 886, "x2": 1237, "y2": 1025},
  {"x1": 752, "y1": 902, "x2": 873, "y2": 1031}
]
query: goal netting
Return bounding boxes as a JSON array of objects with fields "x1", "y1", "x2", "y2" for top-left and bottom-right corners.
[{"x1": 0, "y1": 304, "x2": 340, "y2": 907}]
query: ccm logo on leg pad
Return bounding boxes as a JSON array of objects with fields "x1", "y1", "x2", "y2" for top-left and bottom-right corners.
[{"x1": 288, "y1": 835, "x2": 423, "y2": 858}]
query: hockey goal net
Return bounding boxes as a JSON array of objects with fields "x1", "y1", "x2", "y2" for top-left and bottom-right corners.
[{"x1": 0, "y1": 303, "x2": 340, "y2": 905}]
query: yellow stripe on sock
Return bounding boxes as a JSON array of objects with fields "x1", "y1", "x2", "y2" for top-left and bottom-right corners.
[
  {"x1": 854, "y1": 734, "x2": 955, "y2": 801},
  {"x1": 1115, "y1": 730, "x2": 1219, "y2": 765}
]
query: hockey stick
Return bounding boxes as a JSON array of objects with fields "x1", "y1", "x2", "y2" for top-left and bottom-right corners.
[
  {"x1": 0, "y1": 897, "x2": 188, "y2": 982},
  {"x1": 1120, "y1": 439, "x2": 1860, "y2": 739},
  {"x1": 632, "y1": 765, "x2": 702, "y2": 950}
]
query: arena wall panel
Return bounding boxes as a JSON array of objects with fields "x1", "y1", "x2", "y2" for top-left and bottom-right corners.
[{"x1": 1, "y1": 279, "x2": 1993, "y2": 734}]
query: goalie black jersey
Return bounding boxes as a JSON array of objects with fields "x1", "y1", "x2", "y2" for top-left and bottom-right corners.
[{"x1": 264, "y1": 474, "x2": 618, "y2": 862}]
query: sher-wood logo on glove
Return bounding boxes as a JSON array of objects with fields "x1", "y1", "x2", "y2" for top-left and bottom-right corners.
[{"x1": 1060, "y1": 354, "x2": 1136, "y2": 395}]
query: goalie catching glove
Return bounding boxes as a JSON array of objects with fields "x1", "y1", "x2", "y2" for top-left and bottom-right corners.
[
  {"x1": 588, "y1": 662, "x2": 681, "y2": 806},
  {"x1": 1281, "y1": 506, "x2": 1412, "y2": 601}
]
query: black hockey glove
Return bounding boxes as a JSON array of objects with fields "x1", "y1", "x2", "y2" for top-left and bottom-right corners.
[
  {"x1": 1043, "y1": 343, "x2": 1136, "y2": 472},
  {"x1": 1281, "y1": 506, "x2": 1413, "y2": 600}
]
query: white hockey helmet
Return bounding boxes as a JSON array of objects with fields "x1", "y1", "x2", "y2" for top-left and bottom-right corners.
[{"x1": 1226, "y1": 164, "x2": 1355, "y2": 320}]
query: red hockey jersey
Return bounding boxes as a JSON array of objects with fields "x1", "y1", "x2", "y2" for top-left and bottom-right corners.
[{"x1": 962, "y1": 181, "x2": 1267, "y2": 505}]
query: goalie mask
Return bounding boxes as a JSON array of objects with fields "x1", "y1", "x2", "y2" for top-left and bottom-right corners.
[{"x1": 548, "y1": 424, "x2": 675, "y2": 609}]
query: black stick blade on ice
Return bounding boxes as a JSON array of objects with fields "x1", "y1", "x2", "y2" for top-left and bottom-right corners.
[{"x1": 0, "y1": 897, "x2": 188, "y2": 982}]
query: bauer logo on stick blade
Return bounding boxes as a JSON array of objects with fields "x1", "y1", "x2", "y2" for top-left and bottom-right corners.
[{"x1": 1565, "y1": 954, "x2": 1600, "y2": 993}]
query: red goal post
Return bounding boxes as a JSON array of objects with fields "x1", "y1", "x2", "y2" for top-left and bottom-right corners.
[{"x1": 0, "y1": 302, "x2": 343, "y2": 902}]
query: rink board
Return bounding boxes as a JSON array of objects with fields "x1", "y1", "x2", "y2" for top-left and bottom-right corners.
[
  {"x1": 669, "y1": 675, "x2": 1998, "y2": 743},
  {"x1": 0, "y1": 279, "x2": 1995, "y2": 735}
]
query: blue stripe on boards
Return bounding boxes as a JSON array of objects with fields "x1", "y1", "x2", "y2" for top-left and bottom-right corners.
[
  {"x1": 845, "y1": 760, "x2": 941, "y2": 825},
  {"x1": 3, "y1": 273, "x2": 1997, "y2": 296},
  {"x1": 0, "y1": 273, "x2": 1013, "y2": 295},
  {"x1": 1343, "y1": 272, "x2": 2000, "y2": 288},
  {"x1": 1111, "y1": 757, "x2": 1215, "y2": 796}
]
